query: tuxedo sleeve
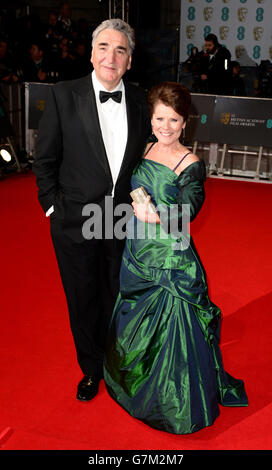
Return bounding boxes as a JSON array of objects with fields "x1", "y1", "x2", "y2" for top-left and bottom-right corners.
[{"x1": 32, "y1": 85, "x2": 63, "y2": 214}]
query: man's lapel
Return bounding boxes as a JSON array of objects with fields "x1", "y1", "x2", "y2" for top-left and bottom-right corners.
[
  {"x1": 117, "y1": 82, "x2": 141, "y2": 179},
  {"x1": 72, "y1": 75, "x2": 112, "y2": 178}
]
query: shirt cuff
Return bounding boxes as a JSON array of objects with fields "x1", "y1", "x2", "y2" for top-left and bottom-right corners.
[{"x1": 46, "y1": 205, "x2": 54, "y2": 217}]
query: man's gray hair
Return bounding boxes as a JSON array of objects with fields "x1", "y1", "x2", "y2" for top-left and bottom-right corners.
[{"x1": 92, "y1": 18, "x2": 135, "y2": 55}]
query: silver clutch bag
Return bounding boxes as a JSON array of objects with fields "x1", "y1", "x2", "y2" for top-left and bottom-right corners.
[{"x1": 130, "y1": 186, "x2": 157, "y2": 214}]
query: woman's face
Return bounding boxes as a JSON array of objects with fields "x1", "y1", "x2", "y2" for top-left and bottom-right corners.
[{"x1": 151, "y1": 101, "x2": 186, "y2": 146}]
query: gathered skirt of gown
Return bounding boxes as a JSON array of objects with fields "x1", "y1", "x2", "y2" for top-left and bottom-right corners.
[{"x1": 103, "y1": 158, "x2": 248, "y2": 435}]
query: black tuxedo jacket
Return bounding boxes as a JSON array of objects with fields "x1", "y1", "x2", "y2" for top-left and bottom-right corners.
[{"x1": 33, "y1": 74, "x2": 151, "y2": 241}]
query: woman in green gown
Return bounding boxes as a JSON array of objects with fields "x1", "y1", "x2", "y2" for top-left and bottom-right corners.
[{"x1": 103, "y1": 82, "x2": 248, "y2": 434}]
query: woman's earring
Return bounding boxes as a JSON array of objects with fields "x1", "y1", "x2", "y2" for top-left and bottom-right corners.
[
  {"x1": 151, "y1": 127, "x2": 157, "y2": 142},
  {"x1": 179, "y1": 128, "x2": 185, "y2": 144}
]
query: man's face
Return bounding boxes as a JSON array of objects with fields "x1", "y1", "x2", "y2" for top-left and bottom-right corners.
[
  {"x1": 232, "y1": 65, "x2": 240, "y2": 76},
  {"x1": 61, "y1": 3, "x2": 72, "y2": 19},
  {"x1": 30, "y1": 44, "x2": 42, "y2": 61},
  {"x1": 91, "y1": 28, "x2": 131, "y2": 90},
  {"x1": 205, "y1": 40, "x2": 216, "y2": 54},
  {"x1": 48, "y1": 13, "x2": 57, "y2": 26}
]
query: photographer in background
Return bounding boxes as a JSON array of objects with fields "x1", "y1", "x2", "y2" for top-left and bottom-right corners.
[
  {"x1": 56, "y1": 35, "x2": 76, "y2": 81},
  {"x1": 229, "y1": 61, "x2": 246, "y2": 96},
  {"x1": 199, "y1": 33, "x2": 231, "y2": 95},
  {"x1": 56, "y1": 1, "x2": 75, "y2": 38},
  {"x1": 183, "y1": 46, "x2": 202, "y2": 92},
  {"x1": 22, "y1": 40, "x2": 50, "y2": 82}
]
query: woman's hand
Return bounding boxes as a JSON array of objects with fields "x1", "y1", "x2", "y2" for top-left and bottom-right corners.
[{"x1": 132, "y1": 196, "x2": 160, "y2": 224}]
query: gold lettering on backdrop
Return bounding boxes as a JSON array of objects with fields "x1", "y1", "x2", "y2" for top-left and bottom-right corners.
[
  {"x1": 235, "y1": 45, "x2": 246, "y2": 59},
  {"x1": 35, "y1": 100, "x2": 45, "y2": 112},
  {"x1": 220, "y1": 113, "x2": 231, "y2": 125},
  {"x1": 253, "y1": 27, "x2": 264, "y2": 41},
  {"x1": 219, "y1": 26, "x2": 229, "y2": 41},
  {"x1": 203, "y1": 7, "x2": 213, "y2": 21},
  {"x1": 238, "y1": 8, "x2": 248, "y2": 22},
  {"x1": 186, "y1": 25, "x2": 196, "y2": 39}
]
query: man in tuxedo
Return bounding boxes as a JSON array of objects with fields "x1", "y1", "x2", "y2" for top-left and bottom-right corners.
[
  {"x1": 33, "y1": 19, "x2": 151, "y2": 401},
  {"x1": 199, "y1": 33, "x2": 231, "y2": 95}
]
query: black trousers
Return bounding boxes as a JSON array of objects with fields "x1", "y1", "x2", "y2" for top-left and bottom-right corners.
[{"x1": 50, "y1": 219, "x2": 125, "y2": 378}]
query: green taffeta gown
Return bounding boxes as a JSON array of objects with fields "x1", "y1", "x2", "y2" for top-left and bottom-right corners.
[{"x1": 103, "y1": 157, "x2": 248, "y2": 435}]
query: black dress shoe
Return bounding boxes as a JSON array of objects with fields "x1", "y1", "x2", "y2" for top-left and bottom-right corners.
[{"x1": 76, "y1": 375, "x2": 101, "y2": 402}]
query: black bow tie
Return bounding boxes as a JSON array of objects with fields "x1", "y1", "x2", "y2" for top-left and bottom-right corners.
[{"x1": 99, "y1": 90, "x2": 122, "y2": 104}]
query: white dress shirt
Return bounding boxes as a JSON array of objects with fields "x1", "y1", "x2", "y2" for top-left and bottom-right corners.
[
  {"x1": 92, "y1": 70, "x2": 128, "y2": 196},
  {"x1": 46, "y1": 71, "x2": 128, "y2": 216}
]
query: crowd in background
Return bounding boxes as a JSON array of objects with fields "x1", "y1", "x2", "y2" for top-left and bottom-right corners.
[
  {"x1": 181, "y1": 34, "x2": 272, "y2": 98},
  {"x1": 0, "y1": 2, "x2": 93, "y2": 85},
  {"x1": 182, "y1": 36, "x2": 247, "y2": 97},
  {"x1": 1, "y1": 2, "x2": 272, "y2": 97}
]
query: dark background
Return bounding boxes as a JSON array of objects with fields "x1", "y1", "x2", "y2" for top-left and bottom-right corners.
[{"x1": 0, "y1": 0, "x2": 181, "y2": 88}]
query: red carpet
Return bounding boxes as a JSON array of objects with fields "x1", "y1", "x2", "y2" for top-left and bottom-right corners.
[{"x1": 0, "y1": 171, "x2": 272, "y2": 450}]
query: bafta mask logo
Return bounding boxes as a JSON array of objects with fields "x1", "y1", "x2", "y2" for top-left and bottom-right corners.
[
  {"x1": 203, "y1": 7, "x2": 213, "y2": 21},
  {"x1": 219, "y1": 26, "x2": 229, "y2": 41},
  {"x1": 238, "y1": 8, "x2": 248, "y2": 22},
  {"x1": 186, "y1": 25, "x2": 196, "y2": 40},
  {"x1": 220, "y1": 113, "x2": 231, "y2": 125},
  {"x1": 257, "y1": 0, "x2": 264, "y2": 4},
  {"x1": 222, "y1": 0, "x2": 229, "y2": 3},
  {"x1": 235, "y1": 45, "x2": 246, "y2": 59},
  {"x1": 35, "y1": 100, "x2": 45, "y2": 112},
  {"x1": 269, "y1": 47, "x2": 272, "y2": 60},
  {"x1": 253, "y1": 27, "x2": 264, "y2": 41},
  {"x1": 188, "y1": 0, "x2": 195, "y2": 2}
]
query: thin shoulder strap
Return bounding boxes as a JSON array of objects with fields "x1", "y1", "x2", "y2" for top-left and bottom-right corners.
[
  {"x1": 143, "y1": 141, "x2": 156, "y2": 157},
  {"x1": 172, "y1": 152, "x2": 191, "y2": 172}
]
